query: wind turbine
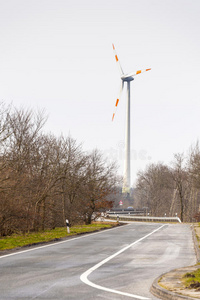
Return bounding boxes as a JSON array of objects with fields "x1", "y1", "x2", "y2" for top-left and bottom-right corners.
[{"x1": 112, "y1": 44, "x2": 151, "y2": 195}]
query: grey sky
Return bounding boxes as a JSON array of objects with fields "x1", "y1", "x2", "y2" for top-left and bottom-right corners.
[{"x1": 0, "y1": 0, "x2": 200, "y2": 184}]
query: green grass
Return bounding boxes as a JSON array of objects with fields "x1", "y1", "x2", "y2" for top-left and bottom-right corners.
[
  {"x1": 0, "y1": 222, "x2": 117, "y2": 251},
  {"x1": 182, "y1": 268, "x2": 200, "y2": 288}
]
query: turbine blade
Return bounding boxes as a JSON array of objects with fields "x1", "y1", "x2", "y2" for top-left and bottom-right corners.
[
  {"x1": 124, "y1": 68, "x2": 151, "y2": 78},
  {"x1": 112, "y1": 44, "x2": 124, "y2": 76},
  {"x1": 112, "y1": 81, "x2": 124, "y2": 121}
]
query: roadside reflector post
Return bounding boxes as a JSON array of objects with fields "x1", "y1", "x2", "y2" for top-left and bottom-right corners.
[
  {"x1": 66, "y1": 219, "x2": 70, "y2": 234},
  {"x1": 117, "y1": 214, "x2": 119, "y2": 223}
]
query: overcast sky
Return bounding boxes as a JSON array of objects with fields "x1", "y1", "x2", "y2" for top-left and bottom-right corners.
[{"x1": 0, "y1": 0, "x2": 200, "y2": 185}]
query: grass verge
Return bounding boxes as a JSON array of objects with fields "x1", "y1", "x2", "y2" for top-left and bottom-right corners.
[
  {"x1": 0, "y1": 222, "x2": 118, "y2": 251},
  {"x1": 182, "y1": 268, "x2": 200, "y2": 290}
]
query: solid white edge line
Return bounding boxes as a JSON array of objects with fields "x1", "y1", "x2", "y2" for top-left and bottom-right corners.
[
  {"x1": 0, "y1": 223, "x2": 130, "y2": 259},
  {"x1": 80, "y1": 224, "x2": 166, "y2": 299}
]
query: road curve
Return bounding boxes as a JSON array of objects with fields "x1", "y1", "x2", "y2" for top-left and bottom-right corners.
[{"x1": 0, "y1": 223, "x2": 196, "y2": 300}]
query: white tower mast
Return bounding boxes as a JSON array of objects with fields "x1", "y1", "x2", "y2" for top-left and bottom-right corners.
[{"x1": 122, "y1": 80, "x2": 133, "y2": 194}]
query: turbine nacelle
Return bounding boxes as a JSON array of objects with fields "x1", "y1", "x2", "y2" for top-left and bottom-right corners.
[{"x1": 121, "y1": 75, "x2": 134, "y2": 82}]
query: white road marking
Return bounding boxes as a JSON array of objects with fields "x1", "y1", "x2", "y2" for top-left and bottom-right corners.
[
  {"x1": 80, "y1": 224, "x2": 166, "y2": 299},
  {"x1": 0, "y1": 224, "x2": 130, "y2": 259}
]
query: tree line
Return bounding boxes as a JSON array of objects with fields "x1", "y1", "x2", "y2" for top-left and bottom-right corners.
[
  {"x1": 0, "y1": 104, "x2": 119, "y2": 236},
  {"x1": 2, "y1": 101, "x2": 199, "y2": 235},
  {"x1": 134, "y1": 145, "x2": 200, "y2": 222}
]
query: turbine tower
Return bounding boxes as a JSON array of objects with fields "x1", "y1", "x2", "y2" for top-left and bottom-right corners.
[{"x1": 112, "y1": 44, "x2": 151, "y2": 195}]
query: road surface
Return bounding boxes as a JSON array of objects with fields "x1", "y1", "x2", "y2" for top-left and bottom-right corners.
[{"x1": 0, "y1": 223, "x2": 196, "y2": 299}]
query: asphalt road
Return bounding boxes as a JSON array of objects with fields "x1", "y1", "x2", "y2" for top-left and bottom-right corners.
[{"x1": 0, "y1": 223, "x2": 196, "y2": 300}]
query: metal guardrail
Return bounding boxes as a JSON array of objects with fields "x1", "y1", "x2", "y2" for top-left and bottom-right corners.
[
  {"x1": 108, "y1": 211, "x2": 144, "y2": 215},
  {"x1": 108, "y1": 214, "x2": 182, "y2": 223}
]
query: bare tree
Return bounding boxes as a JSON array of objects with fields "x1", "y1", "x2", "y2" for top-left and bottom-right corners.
[
  {"x1": 135, "y1": 163, "x2": 173, "y2": 216},
  {"x1": 170, "y1": 153, "x2": 191, "y2": 222},
  {"x1": 57, "y1": 136, "x2": 87, "y2": 225},
  {"x1": 79, "y1": 150, "x2": 118, "y2": 224},
  {"x1": 0, "y1": 107, "x2": 47, "y2": 234},
  {"x1": 187, "y1": 142, "x2": 200, "y2": 220}
]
